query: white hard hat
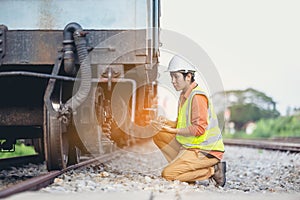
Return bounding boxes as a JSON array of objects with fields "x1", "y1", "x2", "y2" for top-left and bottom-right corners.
[{"x1": 167, "y1": 55, "x2": 196, "y2": 73}]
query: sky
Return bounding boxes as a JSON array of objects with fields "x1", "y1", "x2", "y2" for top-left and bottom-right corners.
[{"x1": 160, "y1": 0, "x2": 300, "y2": 115}]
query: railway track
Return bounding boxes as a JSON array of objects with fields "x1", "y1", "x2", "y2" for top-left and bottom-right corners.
[
  {"x1": 0, "y1": 151, "x2": 121, "y2": 198},
  {"x1": 1, "y1": 138, "x2": 299, "y2": 198},
  {"x1": 224, "y1": 138, "x2": 300, "y2": 153}
]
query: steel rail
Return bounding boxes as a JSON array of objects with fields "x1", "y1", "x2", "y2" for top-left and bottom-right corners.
[
  {"x1": 224, "y1": 138, "x2": 300, "y2": 153},
  {"x1": 0, "y1": 151, "x2": 120, "y2": 199}
]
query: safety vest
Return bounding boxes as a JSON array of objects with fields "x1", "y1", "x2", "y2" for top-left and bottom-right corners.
[{"x1": 176, "y1": 86, "x2": 225, "y2": 151}]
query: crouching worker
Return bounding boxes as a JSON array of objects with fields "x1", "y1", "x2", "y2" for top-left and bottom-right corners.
[{"x1": 152, "y1": 55, "x2": 226, "y2": 187}]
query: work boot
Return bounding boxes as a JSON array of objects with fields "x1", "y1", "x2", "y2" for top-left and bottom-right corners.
[{"x1": 212, "y1": 161, "x2": 226, "y2": 187}]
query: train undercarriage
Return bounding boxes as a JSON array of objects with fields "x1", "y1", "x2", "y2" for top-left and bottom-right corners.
[{"x1": 0, "y1": 24, "x2": 159, "y2": 170}]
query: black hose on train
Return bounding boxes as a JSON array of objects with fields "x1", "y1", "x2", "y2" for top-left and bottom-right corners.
[
  {"x1": 63, "y1": 22, "x2": 82, "y2": 75},
  {"x1": 63, "y1": 22, "x2": 92, "y2": 113}
]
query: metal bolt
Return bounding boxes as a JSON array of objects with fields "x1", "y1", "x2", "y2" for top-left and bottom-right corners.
[
  {"x1": 0, "y1": 48, "x2": 3, "y2": 53},
  {"x1": 0, "y1": 39, "x2": 2, "y2": 44},
  {"x1": 0, "y1": 31, "x2": 2, "y2": 36}
]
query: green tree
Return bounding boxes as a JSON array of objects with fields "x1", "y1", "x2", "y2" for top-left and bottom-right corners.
[
  {"x1": 252, "y1": 114, "x2": 300, "y2": 138},
  {"x1": 226, "y1": 88, "x2": 280, "y2": 130}
]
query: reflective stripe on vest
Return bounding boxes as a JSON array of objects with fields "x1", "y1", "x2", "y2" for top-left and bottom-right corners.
[{"x1": 176, "y1": 86, "x2": 225, "y2": 151}]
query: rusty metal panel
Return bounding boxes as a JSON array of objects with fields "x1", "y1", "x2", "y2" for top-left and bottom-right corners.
[
  {"x1": 90, "y1": 30, "x2": 148, "y2": 65},
  {"x1": 2, "y1": 30, "x2": 149, "y2": 65},
  {"x1": 3, "y1": 31, "x2": 62, "y2": 65},
  {"x1": 0, "y1": 107, "x2": 43, "y2": 126}
]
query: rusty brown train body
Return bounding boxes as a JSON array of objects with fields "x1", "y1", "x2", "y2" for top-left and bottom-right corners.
[{"x1": 0, "y1": 0, "x2": 160, "y2": 170}]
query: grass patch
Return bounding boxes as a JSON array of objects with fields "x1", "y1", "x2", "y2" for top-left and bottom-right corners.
[{"x1": 0, "y1": 141, "x2": 37, "y2": 159}]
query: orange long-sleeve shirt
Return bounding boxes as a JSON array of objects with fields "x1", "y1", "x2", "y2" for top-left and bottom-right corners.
[{"x1": 177, "y1": 82, "x2": 224, "y2": 160}]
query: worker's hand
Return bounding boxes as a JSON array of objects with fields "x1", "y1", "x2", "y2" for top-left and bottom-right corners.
[
  {"x1": 150, "y1": 120, "x2": 163, "y2": 131},
  {"x1": 157, "y1": 115, "x2": 177, "y2": 128},
  {"x1": 150, "y1": 115, "x2": 167, "y2": 131},
  {"x1": 157, "y1": 115, "x2": 167, "y2": 125},
  {"x1": 161, "y1": 125, "x2": 178, "y2": 134}
]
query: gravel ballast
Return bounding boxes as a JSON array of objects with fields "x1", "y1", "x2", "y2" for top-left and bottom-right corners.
[{"x1": 40, "y1": 140, "x2": 300, "y2": 194}]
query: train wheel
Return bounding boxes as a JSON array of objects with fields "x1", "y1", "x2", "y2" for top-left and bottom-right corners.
[{"x1": 45, "y1": 108, "x2": 69, "y2": 170}]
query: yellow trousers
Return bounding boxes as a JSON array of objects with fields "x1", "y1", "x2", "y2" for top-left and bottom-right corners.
[{"x1": 153, "y1": 131, "x2": 219, "y2": 182}]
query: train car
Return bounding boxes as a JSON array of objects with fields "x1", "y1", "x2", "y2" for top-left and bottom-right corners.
[{"x1": 0, "y1": 0, "x2": 160, "y2": 170}]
